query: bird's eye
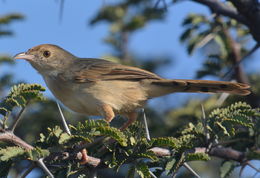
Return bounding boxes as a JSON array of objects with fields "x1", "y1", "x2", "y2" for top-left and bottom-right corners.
[{"x1": 43, "y1": 50, "x2": 51, "y2": 58}]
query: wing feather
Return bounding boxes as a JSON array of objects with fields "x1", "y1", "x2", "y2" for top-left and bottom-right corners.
[{"x1": 72, "y1": 58, "x2": 161, "y2": 83}]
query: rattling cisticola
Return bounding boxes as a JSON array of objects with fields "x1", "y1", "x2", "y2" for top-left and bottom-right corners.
[{"x1": 14, "y1": 44, "x2": 250, "y2": 129}]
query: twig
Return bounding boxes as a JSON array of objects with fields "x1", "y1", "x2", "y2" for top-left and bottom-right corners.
[
  {"x1": 0, "y1": 130, "x2": 33, "y2": 150},
  {"x1": 246, "y1": 161, "x2": 260, "y2": 173},
  {"x1": 149, "y1": 147, "x2": 171, "y2": 156},
  {"x1": 183, "y1": 163, "x2": 201, "y2": 178},
  {"x1": 154, "y1": 0, "x2": 162, "y2": 8},
  {"x1": 121, "y1": 110, "x2": 200, "y2": 178},
  {"x1": 253, "y1": 171, "x2": 259, "y2": 178},
  {"x1": 191, "y1": 0, "x2": 247, "y2": 24},
  {"x1": 10, "y1": 106, "x2": 26, "y2": 133},
  {"x1": 59, "y1": 0, "x2": 65, "y2": 23},
  {"x1": 200, "y1": 104, "x2": 209, "y2": 143},
  {"x1": 43, "y1": 145, "x2": 251, "y2": 169},
  {"x1": 0, "y1": 130, "x2": 54, "y2": 177},
  {"x1": 2, "y1": 115, "x2": 8, "y2": 129},
  {"x1": 20, "y1": 163, "x2": 36, "y2": 178},
  {"x1": 222, "y1": 43, "x2": 260, "y2": 79},
  {"x1": 196, "y1": 32, "x2": 217, "y2": 48},
  {"x1": 56, "y1": 101, "x2": 71, "y2": 135},
  {"x1": 142, "y1": 109, "x2": 151, "y2": 140}
]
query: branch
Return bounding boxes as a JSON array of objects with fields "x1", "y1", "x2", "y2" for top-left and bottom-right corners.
[
  {"x1": 229, "y1": 0, "x2": 260, "y2": 42},
  {"x1": 151, "y1": 146, "x2": 246, "y2": 162},
  {"x1": 0, "y1": 130, "x2": 54, "y2": 177},
  {"x1": 0, "y1": 130, "x2": 251, "y2": 172},
  {"x1": 43, "y1": 146, "x2": 249, "y2": 169},
  {"x1": 191, "y1": 0, "x2": 247, "y2": 24},
  {"x1": 0, "y1": 130, "x2": 33, "y2": 150},
  {"x1": 190, "y1": 0, "x2": 260, "y2": 43},
  {"x1": 222, "y1": 42, "x2": 260, "y2": 79},
  {"x1": 10, "y1": 105, "x2": 27, "y2": 133}
]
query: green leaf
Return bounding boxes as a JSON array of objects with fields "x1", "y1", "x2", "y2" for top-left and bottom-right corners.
[
  {"x1": 209, "y1": 102, "x2": 257, "y2": 137},
  {"x1": 0, "y1": 146, "x2": 26, "y2": 161},
  {"x1": 27, "y1": 147, "x2": 50, "y2": 161},
  {"x1": 214, "y1": 35, "x2": 227, "y2": 58},
  {"x1": 220, "y1": 161, "x2": 238, "y2": 178},
  {"x1": 165, "y1": 158, "x2": 176, "y2": 174},
  {"x1": 136, "y1": 161, "x2": 151, "y2": 178},
  {"x1": 186, "y1": 152, "x2": 210, "y2": 161},
  {"x1": 136, "y1": 151, "x2": 159, "y2": 162},
  {"x1": 0, "y1": 83, "x2": 45, "y2": 116},
  {"x1": 96, "y1": 126, "x2": 127, "y2": 147},
  {"x1": 151, "y1": 137, "x2": 179, "y2": 149}
]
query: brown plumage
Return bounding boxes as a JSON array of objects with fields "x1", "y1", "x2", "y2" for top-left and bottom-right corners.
[{"x1": 14, "y1": 44, "x2": 251, "y2": 129}]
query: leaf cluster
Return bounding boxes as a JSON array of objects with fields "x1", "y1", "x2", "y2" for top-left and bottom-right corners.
[
  {"x1": 0, "y1": 83, "x2": 45, "y2": 128},
  {"x1": 90, "y1": 0, "x2": 166, "y2": 59},
  {"x1": 180, "y1": 13, "x2": 250, "y2": 79},
  {"x1": 0, "y1": 85, "x2": 259, "y2": 177},
  {"x1": 0, "y1": 13, "x2": 24, "y2": 37}
]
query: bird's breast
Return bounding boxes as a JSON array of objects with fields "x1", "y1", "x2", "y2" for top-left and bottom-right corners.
[{"x1": 43, "y1": 75, "x2": 101, "y2": 115}]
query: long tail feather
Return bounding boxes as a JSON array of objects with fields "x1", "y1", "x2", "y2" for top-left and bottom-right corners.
[{"x1": 148, "y1": 79, "x2": 251, "y2": 97}]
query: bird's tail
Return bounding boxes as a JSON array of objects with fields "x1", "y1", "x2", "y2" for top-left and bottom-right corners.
[{"x1": 147, "y1": 79, "x2": 251, "y2": 98}]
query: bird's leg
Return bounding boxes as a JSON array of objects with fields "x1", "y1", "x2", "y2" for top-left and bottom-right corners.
[
  {"x1": 100, "y1": 104, "x2": 115, "y2": 123},
  {"x1": 120, "y1": 112, "x2": 138, "y2": 130},
  {"x1": 81, "y1": 104, "x2": 115, "y2": 164}
]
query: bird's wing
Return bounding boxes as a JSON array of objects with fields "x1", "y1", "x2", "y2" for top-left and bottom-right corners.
[{"x1": 71, "y1": 58, "x2": 162, "y2": 83}]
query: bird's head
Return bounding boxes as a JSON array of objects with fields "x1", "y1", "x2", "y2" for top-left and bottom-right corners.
[{"x1": 14, "y1": 44, "x2": 75, "y2": 74}]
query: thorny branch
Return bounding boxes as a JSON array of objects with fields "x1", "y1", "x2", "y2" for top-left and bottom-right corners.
[
  {"x1": 191, "y1": 0, "x2": 247, "y2": 24},
  {"x1": 0, "y1": 130, "x2": 54, "y2": 178},
  {"x1": 43, "y1": 146, "x2": 251, "y2": 168},
  {"x1": 189, "y1": 0, "x2": 260, "y2": 43},
  {"x1": 0, "y1": 130, "x2": 33, "y2": 150},
  {"x1": 0, "y1": 128, "x2": 258, "y2": 175}
]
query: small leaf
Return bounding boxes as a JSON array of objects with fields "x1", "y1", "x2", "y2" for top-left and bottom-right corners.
[
  {"x1": 220, "y1": 161, "x2": 238, "y2": 178},
  {"x1": 136, "y1": 161, "x2": 151, "y2": 178},
  {"x1": 0, "y1": 146, "x2": 26, "y2": 161}
]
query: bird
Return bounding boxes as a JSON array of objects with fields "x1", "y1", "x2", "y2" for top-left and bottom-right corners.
[{"x1": 14, "y1": 44, "x2": 251, "y2": 130}]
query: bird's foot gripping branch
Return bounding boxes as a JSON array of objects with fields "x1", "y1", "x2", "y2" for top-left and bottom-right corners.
[{"x1": 0, "y1": 83, "x2": 259, "y2": 177}]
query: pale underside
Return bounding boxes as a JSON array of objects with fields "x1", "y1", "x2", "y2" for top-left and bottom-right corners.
[{"x1": 44, "y1": 75, "x2": 150, "y2": 116}]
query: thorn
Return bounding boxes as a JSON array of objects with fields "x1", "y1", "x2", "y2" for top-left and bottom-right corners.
[
  {"x1": 154, "y1": 0, "x2": 162, "y2": 8},
  {"x1": 183, "y1": 162, "x2": 201, "y2": 178},
  {"x1": 56, "y1": 101, "x2": 71, "y2": 135},
  {"x1": 37, "y1": 158, "x2": 54, "y2": 178},
  {"x1": 253, "y1": 171, "x2": 260, "y2": 178},
  {"x1": 200, "y1": 104, "x2": 210, "y2": 144},
  {"x1": 222, "y1": 43, "x2": 260, "y2": 79},
  {"x1": 58, "y1": 0, "x2": 65, "y2": 23},
  {"x1": 142, "y1": 108, "x2": 151, "y2": 141},
  {"x1": 10, "y1": 105, "x2": 27, "y2": 133},
  {"x1": 216, "y1": 93, "x2": 230, "y2": 106},
  {"x1": 149, "y1": 170, "x2": 157, "y2": 178},
  {"x1": 246, "y1": 161, "x2": 260, "y2": 173},
  {"x1": 20, "y1": 163, "x2": 36, "y2": 178}
]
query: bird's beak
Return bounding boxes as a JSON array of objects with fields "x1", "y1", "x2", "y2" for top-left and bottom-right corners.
[{"x1": 13, "y1": 52, "x2": 35, "y2": 61}]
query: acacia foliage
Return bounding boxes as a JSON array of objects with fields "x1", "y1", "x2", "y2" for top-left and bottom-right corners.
[{"x1": 0, "y1": 84, "x2": 259, "y2": 177}]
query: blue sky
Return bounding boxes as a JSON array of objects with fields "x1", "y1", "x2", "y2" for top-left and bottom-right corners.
[{"x1": 1, "y1": 0, "x2": 207, "y2": 83}]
